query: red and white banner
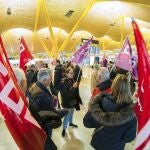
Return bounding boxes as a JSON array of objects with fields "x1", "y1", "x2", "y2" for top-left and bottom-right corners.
[
  {"x1": 19, "y1": 36, "x2": 33, "y2": 71},
  {"x1": 0, "y1": 37, "x2": 46, "y2": 150},
  {"x1": 132, "y1": 18, "x2": 150, "y2": 150}
]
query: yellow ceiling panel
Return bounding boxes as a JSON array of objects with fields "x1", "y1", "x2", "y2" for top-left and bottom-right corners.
[{"x1": 0, "y1": 0, "x2": 150, "y2": 55}]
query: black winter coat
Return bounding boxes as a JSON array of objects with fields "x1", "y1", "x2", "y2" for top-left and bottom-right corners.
[
  {"x1": 28, "y1": 82, "x2": 68, "y2": 128},
  {"x1": 29, "y1": 82, "x2": 55, "y2": 113},
  {"x1": 83, "y1": 93, "x2": 137, "y2": 150},
  {"x1": 26, "y1": 70, "x2": 36, "y2": 89},
  {"x1": 60, "y1": 77, "x2": 82, "y2": 110},
  {"x1": 54, "y1": 64, "x2": 65, "y2": 91}
]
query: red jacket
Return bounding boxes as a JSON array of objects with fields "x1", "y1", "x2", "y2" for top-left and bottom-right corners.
[{"x1": 91, "y1": 79, "x2": 112, "y2": 98}]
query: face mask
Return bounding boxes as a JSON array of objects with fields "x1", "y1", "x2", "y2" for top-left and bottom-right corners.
[{"x1": 68, "y1": 72, "x2": 73, "y2": 79}]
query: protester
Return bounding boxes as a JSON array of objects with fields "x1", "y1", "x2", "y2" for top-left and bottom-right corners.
[
  {"x1": 60, "y1": 67, "x2": 82, "y2": 137},
  {"x1": 73, "y1": 64, "x2": 83, "y2": 107},
  {"x1": 83, "y1": 74, "x2": 137, "y2": 150},
  {"x1": 26, "y1": 64, "x2": 37, "y2": 89},
  {"x1": 54, "y1": 60, "x2": 65, "y2": 95},
  {"x1": 29, "y1": 68, "x2": 68, "y2": 137},
  {"x1": 36, "y1": 60, "x2": 46, "y2": 69},
  {"x1": 13, "y1": 68, "x2": 58, "y2": 150},
  {"x1": 13, "y1": 68, "x2": 27, "y2": 94},
  {"x1": 91, "y1": 64, "x2": 99, "y2": 94},
  {"x1": 92, "y1": 67, "x2": 111, "y2": 97}
]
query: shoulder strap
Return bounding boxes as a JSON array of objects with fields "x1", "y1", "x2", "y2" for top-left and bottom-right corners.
[
  {"x1": 92, "y1": 126, "x2": 104, "y2": 137},
  {"x1": 26, "y1": 90, "x2": 34, "y2": 104},
  {"x1": 36, "y1": 82, "x2": 52, "y2": 97}
]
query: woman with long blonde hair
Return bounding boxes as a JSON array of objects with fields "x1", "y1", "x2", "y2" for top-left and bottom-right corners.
[{"x1": 84, "y1": 74, "x2": 137, "y2": 150}]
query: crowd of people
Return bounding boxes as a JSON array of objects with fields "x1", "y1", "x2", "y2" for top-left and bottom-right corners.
[{"x1": 12, "y1": 59, "x2": 137, "y2": 150}]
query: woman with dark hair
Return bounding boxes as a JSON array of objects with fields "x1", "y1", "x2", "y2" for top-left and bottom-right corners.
[
  {"x1": 83, "y1": 74, "x2": 137, "y2": 150},
  {"x1": 60, "y1": 67, "x2": 82, "y2": 137}
]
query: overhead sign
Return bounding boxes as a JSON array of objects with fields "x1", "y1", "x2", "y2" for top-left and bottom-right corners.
[{"x1": 81, "y1": 38, "x2": 99, "y2": 44}]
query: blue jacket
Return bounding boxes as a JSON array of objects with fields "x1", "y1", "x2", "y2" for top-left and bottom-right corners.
[{"x1": 83, "y1": 92, "x2": 137, "y2": 150}]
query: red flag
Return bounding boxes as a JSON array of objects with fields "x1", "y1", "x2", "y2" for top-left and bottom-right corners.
[
  {"x1": 19, "y1": 36, "x2": 33, "y2": 71},
  {"x1": 0, "y1": 37, "x2": 46, "y2": 150},
  {"x1": 115, "y1": 37, "x2": 133, "y2": 71},
  {"x1": 132, "y1": 18, "x2": 150, "y2": 150}
]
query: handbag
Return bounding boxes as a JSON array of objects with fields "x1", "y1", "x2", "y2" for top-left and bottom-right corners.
[{"x1": 39, "y1": 111, "x2": 62, "y2": 129}]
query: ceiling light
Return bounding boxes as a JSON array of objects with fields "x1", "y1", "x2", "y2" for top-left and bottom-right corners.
[
  {"x1": 65, "y1": 10, "x2": 74, "y2": 17},
  {"x1": 7, "y1": 7, "x2": 12, "y2": 15}
]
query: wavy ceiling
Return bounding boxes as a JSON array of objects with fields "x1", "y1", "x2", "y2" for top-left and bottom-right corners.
[{"x1": 0, "y1": 0, "x2": 150, "y2": 55}]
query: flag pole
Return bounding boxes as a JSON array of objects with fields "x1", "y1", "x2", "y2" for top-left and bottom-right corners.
[
  {"x1": 76, "y1": 67, "x2": 81, "y2": 82},
  {"x1": 109, "y1": 63, "x2": 116, "y2": 73}
]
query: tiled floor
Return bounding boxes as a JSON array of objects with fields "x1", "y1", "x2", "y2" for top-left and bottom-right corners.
[
  {"x1": 0, "y1": 119, "x2": 18, "y2": 150},
  {"x1": 0, "y1": 77, "x2": 134, "y2": 150}
]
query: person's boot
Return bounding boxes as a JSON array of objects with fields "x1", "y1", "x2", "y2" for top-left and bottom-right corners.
[
  {"x1": 62, "y1": 129, "x2": 66, "y2": 137},
  {"x1": 69, "y1": 123, "x2": 78, "y2": 128}
]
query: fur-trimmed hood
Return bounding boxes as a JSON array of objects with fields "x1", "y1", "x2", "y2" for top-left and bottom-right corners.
[
  {"x1": 90, "y1": 93, "x2": 135, "y2": 126},
  {"x1": 29, "y1": 82, "x2": 50, "y2": 98},
  {"x1": 29, "y1": 83, "x2": 43, "y2": 97}
]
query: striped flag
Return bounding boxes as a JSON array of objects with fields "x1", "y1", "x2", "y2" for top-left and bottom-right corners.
[
  {"x1": 0, "y1": 37, "x2": 47, "y2": 150},
  {"x1": 19, "y1": 36, "x2": 33, "y2": 71},
  {"x1": 132, "y1": 18, "x2": 150, "y2": 150},
  {"x1": 71, "y1": 37, "x2": 93, "y2": 64}
]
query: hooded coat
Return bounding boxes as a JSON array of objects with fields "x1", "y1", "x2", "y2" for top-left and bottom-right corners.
[{"x1": 83, "y1": 92, "x2": 137, "y2": 150}]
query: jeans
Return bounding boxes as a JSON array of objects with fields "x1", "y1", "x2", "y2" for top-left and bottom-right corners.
[
  {"x1": 57, "y1": 109, "x2": 69, "y2": 118},
  {"x1": 63, "y1": 108, "x2": 74, "y2": 129}
]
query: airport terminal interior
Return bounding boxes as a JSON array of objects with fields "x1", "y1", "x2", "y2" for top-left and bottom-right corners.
[{"x1": 0, "y1": 0, "x2": 150, "y2": 150}]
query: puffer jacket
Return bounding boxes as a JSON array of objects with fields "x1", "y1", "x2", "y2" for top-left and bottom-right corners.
[{"x1": 83, "y1": 92, "x2": 137, "y2": 150}]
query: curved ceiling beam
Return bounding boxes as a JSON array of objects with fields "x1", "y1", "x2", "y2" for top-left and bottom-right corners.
[
  {"x1": 33, "y1": 0, "x2": 42, "y2": 32},
  {"x1": 42, "y1": 0, "x2": 58, "y2": 52},
  {"x1": 59, "y1": 0, "x2": 96, "y2": 51}
]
